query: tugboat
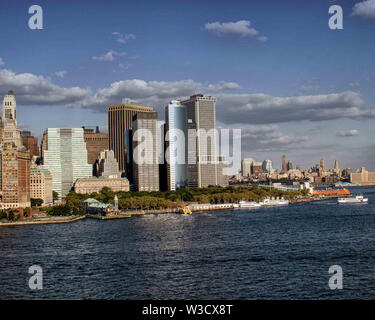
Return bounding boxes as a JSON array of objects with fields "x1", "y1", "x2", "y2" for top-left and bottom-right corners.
[
  {"x1": 179, "y1": 208, "x2": 192, "y2": 214},
  {"x1": 337, "y1": 195, "x2": 368, "y2": 204},
  {"x1": 233, "y1": 200, "x2": 261, "y2": 209}
]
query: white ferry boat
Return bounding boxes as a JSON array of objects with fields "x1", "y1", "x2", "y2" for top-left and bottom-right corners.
[
  {"x1": 260, "y1": 198, "x2": 289, "y2": 207},
  {"x1": 233, "y1": 200, "x2": 262, "y2": 209},
  {"x1": 337, "y1": 195, "x2": 368, "y2": 204}
]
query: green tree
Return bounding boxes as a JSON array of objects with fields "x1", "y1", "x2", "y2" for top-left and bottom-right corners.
[
  {"x1": 31, "y1": 198, "x2": 44, "y2": 207},
  {"x1": 53, "y1": 191, "x2": 59, "y2": 203}
]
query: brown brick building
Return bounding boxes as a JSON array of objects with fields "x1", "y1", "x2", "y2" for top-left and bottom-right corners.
[
  {"x1": 21, "y1": 131, "x2": 40, "y2": 159},
  {"x1": 83, "y1": 128, "x2": 109, "y2": 165}
]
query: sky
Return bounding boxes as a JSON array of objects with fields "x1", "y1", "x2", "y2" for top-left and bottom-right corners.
[{"x1": 0, "y1": 0, "x2": 374, "y2": 172}]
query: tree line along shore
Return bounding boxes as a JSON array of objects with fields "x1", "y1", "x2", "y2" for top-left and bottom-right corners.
[{"x1": 1, "y1": 185, "x2": 313, "y2": 223}]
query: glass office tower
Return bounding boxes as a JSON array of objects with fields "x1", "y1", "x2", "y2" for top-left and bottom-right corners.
[{"x1": 165, "y1": 100, "x2": 187, "y2": 190}]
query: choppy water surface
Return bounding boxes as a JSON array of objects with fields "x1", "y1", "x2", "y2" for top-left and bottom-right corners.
[{"x1": 1, "y1": 186, "x2": 375, "y2": 299}]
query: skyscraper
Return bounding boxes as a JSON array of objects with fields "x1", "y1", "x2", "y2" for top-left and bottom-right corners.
[
  {"x1": 165, "y1": 100, "x2": 187, "y2": 190},
  {"x1": 287, "y1": 160, "x2": 293, "y2": 171},
  {"x1": 320, "y1": 159, "x2": 325, "y2": 172},
  {"x1": 282, "y1": 155, "x2": 287, "y2": 173},
  {"x1": 334, "y1": 160, "x2": 339, "y2": 170},
  {"x1": 41, "y1": 128, "x2": 92, "y2": 198},
  {"x1": 0, "y1": 91, "x2": 30, "y2": 209},
  {"x1": 108, "y1": 102, "x2": 153, "y2": 173},
  {"x1": 242, "y1": 158, "x2": 255, "y2": 177},
  {"x1": 2, "y1": 90, "x2": 17, "y2": 122},
  {"x1": 262, "y1": 160, "x2": 273, "y2": 173},
  {"x1": 181, "y1": 94, "x2": 223, "y2": 187},
  {"x1": 21, "y1": 130, "x2": 40, "y2": 160},
  {"x1": 132, "y1": 112, "x2": 159, "y2": 191},
  {"x1": 82, "y1": 126, "x2": 109, "y2": 165}
]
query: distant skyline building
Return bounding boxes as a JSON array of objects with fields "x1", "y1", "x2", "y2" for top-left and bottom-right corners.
[
  {"x1": 262, "y1": 159, "x2": 273, "y2": 173},
  {"x1": 242, "y1": 158, "x2": 255, "y2": 177},
  {"x1": 41, "y1": 128, "x2": 92, "y2": 198},
  {"x1": 334, "y1": 159, "x2": 339, "y2": 170},
  {"x1": 165, "y1": 100, "x2": 187, "y2": 190},
  {"x1": 320, "y1": 159, "x2": 326, "y2": 172},
  {"x1": 108, "y1": 102, "x2": 153, "y2": 173},
  {"x1": 287, "y1": 160, "x2": 293, "y2": 171},
  {"x1": 282, "y1": 155, "x2": 287, "y2": 174},
  {"x1": 132, "y1": 112, "x2": 159, "y2": 191}
]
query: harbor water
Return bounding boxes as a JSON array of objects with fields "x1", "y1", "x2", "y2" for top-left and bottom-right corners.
[{"x1": 0, "y1": 186, "x2": 375, "y2": 299}]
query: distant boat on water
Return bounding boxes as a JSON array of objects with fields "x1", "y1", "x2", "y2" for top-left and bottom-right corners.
[
  {"x1": 337, "y1": 195, "x2": 368, "y2": 204},
  {"x1": 233, "y1": 201, "x2": 261, "y2": 209}
]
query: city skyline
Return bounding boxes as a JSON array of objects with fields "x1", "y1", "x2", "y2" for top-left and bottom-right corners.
[{"x1": 0, "y1": 0, "x2": 374, "y2": 170}]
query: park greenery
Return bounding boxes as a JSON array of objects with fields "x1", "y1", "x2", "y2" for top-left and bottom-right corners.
[
  {"x1": 0, "y1": 186, "x2": 310, "y2": 220},
  {"x1": 39, "y1": 185, "x2": 309, "y2": 215}
]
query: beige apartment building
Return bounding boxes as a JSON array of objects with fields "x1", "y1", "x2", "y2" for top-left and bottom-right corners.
[
  {"x1": 350, "y1": 167, "x2": 375, "y2": 185},
  {"x1": 30, "y1": 168, "x2": 53, "y2": 205},
  {"x1": 74, "y1": 177, "x2": 130, "y2": 194}
]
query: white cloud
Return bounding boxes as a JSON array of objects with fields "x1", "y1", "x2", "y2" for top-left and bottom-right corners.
[
  {"x1": 0, "y1": 69, "x2": 91, "y2": 106},
  {"x1": 0, "y1": 58, "x2": 4, "y2": 66},
  {"x1": 92, "y1": 50, "x2": 126, "y2": 62},
  {"x1": 352, "y1": 0, "x2": 375, "y2": 20},
  {"x1": 54, "y1": 70, "x2": 67, "y2": 78},
  {"x1": 204, "y1": 20, "x2": 266, "y2": 41},
  {"x1": 81, "y1": 79, "x2": 240, "y2": 110},
  {"x1": 112, "y1": 32, "x2": 136, "y2": 44},
  {"x1": 336, "y1": 129, "x2": 359, "y2": 137},
  {"x1": 214, "y1": 91, "x2": 375, "y2": 124}
]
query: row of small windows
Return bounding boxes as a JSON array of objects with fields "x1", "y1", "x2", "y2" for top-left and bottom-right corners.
[{"x1": 4, "y1": 101, "x2": 13, "y2": 106}]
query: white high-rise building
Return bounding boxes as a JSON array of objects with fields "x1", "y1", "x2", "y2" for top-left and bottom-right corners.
[
  {"x1": 241, "y1": 158, "x2": 255, "y2": 177},
  {"x1": 41, "y1": 128, "x2": 92, "y2": 198},
  {"x1": 165, "y1": 100, "x2": 187, "y2": 190},
  {"x1": 2, "y1": 90, "x2": 17, "y2": 123}
]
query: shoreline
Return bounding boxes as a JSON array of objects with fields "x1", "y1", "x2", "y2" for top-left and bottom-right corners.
[
  {"x1": 0, "y1": 195, "x2": 345, "y2": 226},
  {"x1": 0, "y1": 215, "x2": 86, "y2": 227}
]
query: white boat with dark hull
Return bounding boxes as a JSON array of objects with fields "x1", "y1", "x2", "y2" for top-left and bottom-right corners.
[
  {"x1": 337, "y1": 195, "x2": 368, "y2": 204},
  {"x1": 260, "y1": 198, "x2": 289, "y2": 207},
  {"x1": 233, "y1": 200, "x2": 262, "y2": 209}
]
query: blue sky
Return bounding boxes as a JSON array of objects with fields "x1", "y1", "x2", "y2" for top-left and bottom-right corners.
[{"x1": 0, "y1": 0, "x2": 374, "y2": 171}]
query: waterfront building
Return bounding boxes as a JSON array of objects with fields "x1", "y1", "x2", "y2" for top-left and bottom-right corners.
[
  {"x1": 217, "y1": 156, "x2": 229, "y2": 186},
  {"x1": 282, "y1": 155, "x2": 287, "y2": 174},
  {"x1": 181, "y1": 94, "x2": 226, "y2": 187},
  {"x1": 82, "y1": 126, "x2": 109, "y2": 165},
  {"x1": 108, "y1": 101, "x2": 153, "y2": 173},
  {"x1": 350, "y1": 167, "x2": 375, "y2": 185},
  {"x1": 74, "y1": 177, "x2": 130, "y2": 194},
  {"x1": 30, "y1": 167, "x2": 53, "y2": 205},
  {"x1": 241, "y1": 158, "x2": 255, "y2": 177},
  {"x1": 165, "y1": 100, "x2": 187, "y2": 190},
  {"x1": 132, "y1": 112, "x2": 159, "y2": 191},
  {"x1": 97, "y1": 150, "x2": 121, "y2": 178},
  {"x1": 262, "y1": 160, "x2": 273, "y2": 174},
  {"x1": 41, "y1": 128, "x2": 92, "y2": 198},
  {"x1": 0, "y1": 144, "x2": 30, "y2": 209},
  {"x1": 21, "y1": 130, "x2": 40, "y2": 160},
  {"x1": 0, "y1": 91, "x2": 31, "y2": 209}
]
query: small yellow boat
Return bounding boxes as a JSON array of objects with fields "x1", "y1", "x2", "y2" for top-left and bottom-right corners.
[{"x1": 179, "y1": 208, "x2": 192, "y2": 215}]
